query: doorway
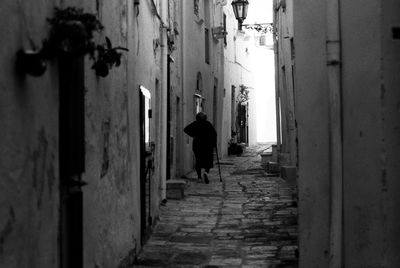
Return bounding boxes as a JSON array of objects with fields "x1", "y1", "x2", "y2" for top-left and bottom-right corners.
[
  {"x1": 231, "y1": 85, "x2": 236, "y2": 141},
  {"x1": 59, "y1": 57, "x2": 85, "y2": 268},
  {"x1": 213, "y1": 77, "x2": 218, "y2": 127},
  {"x1": 175, "y1": 96, "x2": 182, "y2": 176},
  {"x1": 237, "y1": 102, "x2": 248, "y2": 144},
  {"x1": 139, "y1": 85, "x2": 154, "y2": 244}
]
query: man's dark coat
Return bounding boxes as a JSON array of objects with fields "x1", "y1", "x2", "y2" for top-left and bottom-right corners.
[{"x1": 184, "y1": 120, "x2": 217, "y2": 169}]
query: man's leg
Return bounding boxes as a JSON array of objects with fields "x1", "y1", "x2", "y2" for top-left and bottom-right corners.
[
  {"x1": 194, "y1": 153, "x2": 202, "y2": 181},
  {"x1": 203, "y1": 168, "x2": 210, "y2": 184},
  {"x1": 195, "y1": 166, "x2": 202, "y2": 180}
]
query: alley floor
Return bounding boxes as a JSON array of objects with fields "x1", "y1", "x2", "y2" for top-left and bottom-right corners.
[{"x1": 134, "y1": 144, "x2": 298, "y2": 268}]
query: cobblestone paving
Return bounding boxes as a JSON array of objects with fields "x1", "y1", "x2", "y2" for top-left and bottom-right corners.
[{"x1": 134, "y1": 144, "x2": 298, "y2": 268}]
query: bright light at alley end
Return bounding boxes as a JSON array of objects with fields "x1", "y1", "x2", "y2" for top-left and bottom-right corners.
[{"x1": 231, "y1": 0, "x2": 249, "y2": 30}]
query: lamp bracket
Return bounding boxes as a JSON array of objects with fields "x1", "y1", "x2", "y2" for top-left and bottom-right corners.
[
  {"x1": 242, "y1": 23, "x2": 274, "y2": 34},
  {"x1": 212, "y1": 26, "x2": 227, "y2": 39}
]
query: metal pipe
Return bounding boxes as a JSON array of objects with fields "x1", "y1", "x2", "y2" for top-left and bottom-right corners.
[
  {"x1": 273, "y1": 0, "x2": 281, "y2": 149},
  {"x1": 180, "y1": 1, "x2": 187, "y2": 174},
  {"x1": 166, "y1": 54, "x2": 172, "y2": 182},
  {"x1": 166, "y1": 0, "x2": 172, "y2": 183},
  {"x1": 326, "y1": 0, "x2": 343, "y2": 267},
  {"x1": 160, "y1": 0, "x2": 168, "y2": 200},
  {"x1": 151, "y1": 0, "x2": 167, "y2": 26}
]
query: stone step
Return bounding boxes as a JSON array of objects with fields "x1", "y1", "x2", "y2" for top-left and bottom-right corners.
[
  {"x1": 260, "y1": 144, "x2": 277, "y2": 165},
  {"x1": 281, "y1": 166, "x2": 297, "y2": 185},
  {"x1": 166, "y1": 179, "x2": 187, "y2": 200}
]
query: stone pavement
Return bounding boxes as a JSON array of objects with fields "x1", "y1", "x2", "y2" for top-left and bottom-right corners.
[{"x1": 134, "y1": 144, "x2": 298, "y2": 268}]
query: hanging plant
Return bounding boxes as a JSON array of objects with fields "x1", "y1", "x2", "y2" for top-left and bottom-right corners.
[
  {"x1": 92, "y1": 37, "x2": 129, "y2": 77},
  {"x1": 237, "y1": 84, "x2": 250, "y2": 104},
  {"x1": 16, "y1": 7, "x2": 128, "y2": 77},
  {"x1": 41, "y1": 7, "x2": 104, "y2": 59}
]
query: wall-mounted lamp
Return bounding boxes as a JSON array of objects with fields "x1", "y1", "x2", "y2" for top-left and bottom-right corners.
[
  {"x1": 134, "y1": 0, "x2": 140, "y2": 16},
  {"x1": 16, "y1": 49, "x2": 47, "y2": 77},
  {"x1": 231, "y1": 0, "x2": 249, "y2": 31}
]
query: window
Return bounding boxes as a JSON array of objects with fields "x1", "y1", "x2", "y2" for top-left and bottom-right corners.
[
  {"x1": 259, "y1": 35, "x2": 267, "y2": 46},
  {"x1": 204, "y1": 0, "x2": 210, "y2": 27},
  {"x1": 194, "y1": 94, "x2": 204, "y2": 115},
  {"x1": 140, "y1": 85, "x2": 152, "y2": 152},
  {"x1": 213, "y1": 77, "x2": 218, "y2": 126},
  {"x1": 205, "y1": 28, "x2": 210, "y2": 64},
  {"x1": 290, "y1": 37, "x2": 295, "y2": 61},
  {"x1": 194, "y1": 0, "x2": 199, "y2": 16},
  {"x1": 196, "y1": 72, "x2": 203, "y2": 93},
  {"x1": 231, "y1": 86, "x2": 236, "y2": 136},
  {"x1": 195, "y1": 72, "x2": 204, "y2": 116},
  {"x1": 223, "y1": 13, "x2": 227, "y2": 46}
]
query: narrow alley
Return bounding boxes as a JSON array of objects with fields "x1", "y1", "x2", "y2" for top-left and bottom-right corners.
[
  {"x1": 135, "y1": 144, "x2": 298, "y2": 268},
  {"x1": 2, "y1": 0, "x2": 400, "y2": 267}
]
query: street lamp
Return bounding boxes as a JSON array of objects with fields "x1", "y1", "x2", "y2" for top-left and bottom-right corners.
[{"x1": 231, "y1": 0, "x2": 249, "y2": 31}]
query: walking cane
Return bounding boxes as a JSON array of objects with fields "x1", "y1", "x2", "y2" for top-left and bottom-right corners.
[{"x1": 215, "y1": 146, "x2": 223, "y2": 182}]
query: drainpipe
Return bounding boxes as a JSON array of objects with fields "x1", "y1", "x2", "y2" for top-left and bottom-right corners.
[
  {"x1": 326, "y1": 0, "x2": 343, "y2": 267},
  {"x1": 160, "y1": 0, "x2": 168, "y2": 200},
  {"x1": 180, "y1": 2, "x2": 186, "y2": 173},
  {"x1": 166, "y1": 0, "x2": 172, "y2": 183},
  {"x1": 273, "y1": 0, "x2": 281, "y2": 150},
  {"x1": 166, "y1": 54, "x2": 172, "y2": 182}
]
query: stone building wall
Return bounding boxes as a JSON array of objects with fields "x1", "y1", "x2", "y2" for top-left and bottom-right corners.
[
  {"x1": 274, "y1": 0, "x2": 297, "y2": 166},
  {"x1": 81, "y1": 0, "x2": 138, "y2": 266},
  {"x1": 340, "y1": 0, "x2": 400, "y2": 265},
  {"x1": 221, "y1": 1, "x2": 254, "y2": 156},
  {"x1": 0, "y1": 1, "x2": 61, "y2": 267},
  {"x1": 0, "y1": 0, "x2": 177, "y2": 267},
  {"x1": 181, "y1": 0, "x2": 225, "y2": 174},
  {"x1": 289, "y1": 0, "x2": 400, "y2": 266},
  {"x1": 292, "y1": 0, "x2": 331, "y2": 266}
]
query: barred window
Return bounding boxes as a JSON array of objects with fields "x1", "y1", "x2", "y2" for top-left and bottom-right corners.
[{"x1": 194, "y1": 0, "x2": 199, "y2": 16}]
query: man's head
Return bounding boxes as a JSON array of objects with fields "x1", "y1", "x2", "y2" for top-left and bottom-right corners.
[{"x1": 195, "y1": 112, "x2": 207, "y2": 121}]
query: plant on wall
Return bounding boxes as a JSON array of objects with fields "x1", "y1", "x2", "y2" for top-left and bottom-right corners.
[
  {"x1": 41, "y1": 7, "x2": 104, "y2": 59},
  {"x1": 228, "y1": 137, "x2": 243, "y2": 156},
  {"x1": 92, "y1": 37, "x2": 129, "y2": 77},
  {"x1": 16, "y1": 7, "x2": 128, "y2": 78},
  {"x1": 227, "y1": 84, "x2": 250, "y2": 155},
  {"x1": 237, "y1": 84, "x2": 250, "y2": 104}
]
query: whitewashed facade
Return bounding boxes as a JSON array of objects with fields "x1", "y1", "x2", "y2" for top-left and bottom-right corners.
[{"x1": 276, "y1": 0, "x2": 400, "y2": 266}]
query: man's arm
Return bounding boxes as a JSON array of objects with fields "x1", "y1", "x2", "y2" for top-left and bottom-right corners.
[{"x1": 184, "y1": 121, "x2": 196, "y2": 137}]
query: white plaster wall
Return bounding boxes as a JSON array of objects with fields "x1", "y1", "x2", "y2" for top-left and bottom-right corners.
[
  {"x1": 293, "y1": 0, "x2": 400, "y2": 267},
  {"x1": 182, "y1": 0, "x2": 211, "y2": 173},
  {"x1": 221, "y1": 4, "x2": 236, "y2": 156},
  {"x1": 246, "y1": 0, "x2": 276, "y2": 144},
  {"x1": 248, "y1": 82, "x2": 258, "y2": 146},
  {"x1": 221, "y1": 1, "x2": 255, "y2": 155},
  {"x1": 126, "y1": 0, "x2": 166, "y2": 249},
  {"x1": 275, "y1": 0, "x2": 297, "y2": 165},
  {"x1": 251, "y1": 46, "x2": 276, "y2": 143},
  {"x1": 80, "y1": 0, "x2": 142, "y2": 266},
  {"x1": 79, "y1": 0, "x2": 171, "y2": 266},
  {"x1": 292, "y1": 1, "x2": 331, "y2": 267},
  {"x1": 341, "y1": 1, "x2": 382, "y2": 266},
  {"x1": 0, "y1": 1, "x2": 60, "y2": 267},
  {"x1": 182, "y1": 0, "x2": 224, "y2": 174},
  {"x1": 380, "y1": 0, "x2": 400, "y2": 263},
  {"x1": 213, "y1": 4, "x2": 226, "y2": 164},
  {"x1": 0, "y1": 0, "x2": 144, "y2": 266},
  {"x1": 341, "y1": 0, "x2": 400, "y2": 266},
  {"x1": 168, "y1": 0, "x2": 184, "y2": 179}
]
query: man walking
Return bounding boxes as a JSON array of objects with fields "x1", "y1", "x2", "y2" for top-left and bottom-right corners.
[{"x1": 184, "y1": 112, "x2": 217, "y2": 184}]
